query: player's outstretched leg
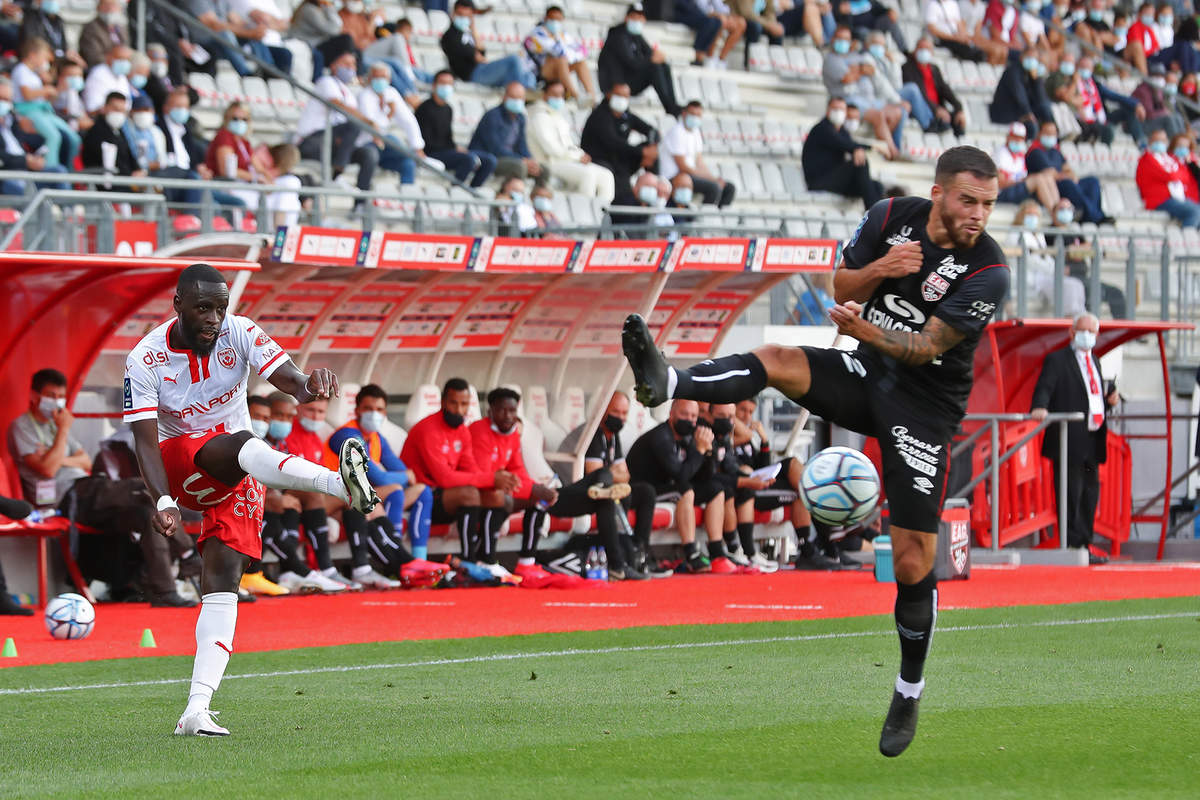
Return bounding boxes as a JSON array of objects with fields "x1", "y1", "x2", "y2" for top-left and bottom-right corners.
[
  {"x1": 229, "y1": 435, "x2": 378, "y2": 513},
  {"x1": 880, "y1": 569, "x2": 938, "y2": 757},
  {"x1": 622, "y1": 314, "x2": 768, "y2": 408}
]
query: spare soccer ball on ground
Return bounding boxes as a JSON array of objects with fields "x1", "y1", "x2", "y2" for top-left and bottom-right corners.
[
  {"x1": 799, "y1": 446, "x2": 880, "y2": 527},
  {"x1": 44, "y1": 593, "x2": 96, "y2": 640}
]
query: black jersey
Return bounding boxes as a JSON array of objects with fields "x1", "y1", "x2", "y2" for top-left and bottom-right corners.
[{"x1": 840, "y1": 196, "x2": 1010, "y2": 418}]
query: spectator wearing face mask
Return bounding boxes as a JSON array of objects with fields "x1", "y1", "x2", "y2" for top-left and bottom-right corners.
[
  {"x1": 6, "y1": 368, "x2": 91, "y2": 507},
  {"x1": 82, "y1": 91, "x2": 143, "y2": 180},
  {"x1": 1124, "y1": 1, "x2": 1160, "y2": 73},
  {"x1": 469, "y1": 82, "x2": 549, "y2": 186},
  {"x1": 417, "y1": 71, "x2": 498, "y2": 187},
  {"x1": 205, "y1": 100, "x2": 272, "y2": 209},
  {"x1": 525, "y1": 6, "x2": 597, "y2": 102},
  {"x1": 659, "y1": 100, "x2": 734, "y2": 207},
  {"x1": 527, "y1": 80, "x2": 616, "y2": 202},
  {"x1": 1136, "y1": 128, "x2": 1200, "y2": 227},
  {"x1": 21, "y1": 0, "x2": 81, "y2": 65},
  {"x1": 597, "y1": 3, "x2": 684, "y2": 118},
  {"x1": 289, "y1": 0, "x2": 357, "y2": 81},
  {"x1": 52, "y1": 61, "x2": 92, "y2": 133},
  {"x1": 80, "y1": 0, "x2": 129, "y2": 70},
  {"x1": 0, "y1": 78, "x2": 70, "y2": 196},
  {"x1": 12, "y1": 38, "x2": 81, "y2": 169},
  {"x1": 833, "y1": 0, "x2": 907, "y2": 51},
  {"x1": 358, "y1": 62, "x2": 424, "y2": 184},
  {"x1": 801, "y1": 96, "x2": 881, "y2": 208},
  {"x1": 443, "y1": 0, "x2": 537, "y2": 89},
  {"x1": 1025, "y1": 119, "x2": 1112, "y2": 224},
  {"x1": 363, "y1": 18, "x2": 433, "y2": 108},
  {"x1": 119, "y1": 92, "x2": 210, "y2": 207},
  {"x1": 531, "y1": 185, "x2": 563, "y2": 234},
  {"x1": 822, "y1": 26, "x2": 905, "y2": 157},
  {"x1": 989, "y1": 46, "x2": 1052, "y2": 133},
  {"x1": 581, "y1": 82, "x2": 660, "y2": 206},
  {"x1": 296, "y1": 52, "x2": 382, "y2": 202},
  {"x1": 994, "y1": 122, "x2": 1059, "y2": 208},
  {"x1": 1009, "y1": 200, "x2": 1086, "y2": 315},
  {"x1": 1133, "y1": 62, "x2": 1186, "y2": 138},
  {"x1": 1073, "y1": 0, "x2": 1119, "y2": 55},
  {"x1": 902, "y1": 37, "x2": 965, "y2": 136},
  {"x1": 492, "y1": 175, "x2": 539, "y2": 237},
  {"x1": 83, "y1": 43, "x2": 133, "y2": 114},
  {"x1": 1044, "y1": 197, "x2": 1127, "y2": 317},
  {"x1": 1070, "y1": 54, "x2": 1146, "y2": 148}
]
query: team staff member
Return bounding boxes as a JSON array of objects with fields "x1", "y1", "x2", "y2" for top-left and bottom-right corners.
[
  {"x1": 621, "y1": 146, "x2": 1009, "y2": 757},
  {"x1": 400, "y1": 378, "x2": 518, "y2": 578},
  {"x1": 626, "y1": 399, "x2": 728, "y2": 574}
]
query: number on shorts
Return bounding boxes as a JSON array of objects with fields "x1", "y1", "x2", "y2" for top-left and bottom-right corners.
[{"x1": 840, "y1": 352, "x2": 866, "y2": 378}]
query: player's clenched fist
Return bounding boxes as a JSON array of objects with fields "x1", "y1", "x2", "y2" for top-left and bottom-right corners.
[
  {"x1": 152, "y1": 507, "x2": 182, "y2": 538},
  {"x1": 874, "y1": 240, "x2": 923, "y2": 278},
  {"x1": 828, "y1": 300, "x2": 868, "y2": 338}
]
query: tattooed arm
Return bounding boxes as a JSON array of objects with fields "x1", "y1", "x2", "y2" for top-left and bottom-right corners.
[{"x1": 828, "y1": 301, "x2": 966, "y2": 366}]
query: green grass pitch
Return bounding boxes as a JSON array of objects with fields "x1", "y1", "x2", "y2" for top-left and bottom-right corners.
[{"x1": 2, "y1": 596, "x2": 1199, "y2": 799}]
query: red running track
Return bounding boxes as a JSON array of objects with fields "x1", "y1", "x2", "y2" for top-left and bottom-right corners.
[{"x1": 2, "y1": 564, "x2": 1199, "y2": 668}]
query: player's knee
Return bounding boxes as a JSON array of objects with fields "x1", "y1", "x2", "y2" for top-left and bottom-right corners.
[{"x1": 677, "y1": 489, "x2": 695, "y2": 508}]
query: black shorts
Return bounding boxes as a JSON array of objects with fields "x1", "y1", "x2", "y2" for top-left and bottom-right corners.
[
  {"x1": 795, "y1": 347, "x2": 953, "y2": 533},
  {"x1": 654, "y1": 477, "x2": 725, "y2": 506}
]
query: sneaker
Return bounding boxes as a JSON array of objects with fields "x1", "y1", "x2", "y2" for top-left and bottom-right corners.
[
  {"x1": 0, "y1": 595, "x2": 34, "y2": 616},
  {"x1": 588, "y1": 483, "x2": 632, "y2": 501},
  {"x1": 645, "y1": 562, "x2": 675, "y2": 578},
  {"x1": 676, "y1": 551, "x2": 711, "y2": 574},
  {"x1": 321, "y1": 568, "x2": 363, "y2": 591},
  {"x1": 710, "y1": 556, "x2": 739, "y2": 574},
  {"x1": 879, "y1": 690, "x2": 921, "y2": 757},
  {"x1": 513, "y1": 562, "x2": 559, "y2": 588},
  {"x1": 400, "y1": 559, "x2": 450, "y2": 588},
  {"x1": 240, "y1": 571, "x2": 289, "y2": 596},
  {"x1": 352, "y1": 567, "x2": 402, "y2": 589},
  {"x1": 150, "y1": 591, "x2": 199, "y2": 608},
  {"x1": 726, "y1": 548, "x2": 751, "y2": 567},
  {"x1": 836, "y1": 550, "x2": 863, "y2": 570},
  {"x1": 236, "y1": 587, "x2": 257, "y2": 603},
  {"x1": 749, "y1": 552, "x2": 780, "y2": 573},
  {"x1": 338, "y1": 437, "x2": 380, "y2": 514},
  {"x1": 793, "y1": 553, "x2": 846, "y2": 571},
  {"x1": 174, "y1": 709, "x2": 230, "y2": 737},
  {"x1": 277, "y1": 569, "x2": 347, "y2": 594},
  {"x1": 609, "y1": 565, "x2": 651, "y2": 581},
  {"x1": 482, "y1": 562, "x2": 514, "y2": 580},
  {"x1": 622, "y1": 313, "x2": 671, "y2": 407}
]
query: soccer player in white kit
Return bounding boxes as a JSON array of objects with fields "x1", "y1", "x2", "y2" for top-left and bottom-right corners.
[{"x1": 124, "y1": 264, "x2": 379, "y2": 737}]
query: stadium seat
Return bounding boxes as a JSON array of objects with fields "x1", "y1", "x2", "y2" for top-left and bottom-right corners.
[
  {"x1": 405, "y1": 384, "x2": 442, "y2": 429},
  {"x1": 524, "y1": 385, "x2": 568, "y2": 450},
  {"x1": 552, "y1": 386, "x2": 587, "y2": 434},
  {"x1": 466, "y1": 383, "x2": 482, "y2": 423}
]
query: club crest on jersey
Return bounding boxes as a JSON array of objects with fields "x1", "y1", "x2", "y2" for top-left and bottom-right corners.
[
  {"x1": 217, "y1": 348, "x2": 236, "y2": 369},
  {"x1": 921, "y1": 273, "x2": 950, "y2": 302},
  {"x1": 885, "y1": 225, "x2": 914, "y2": 247},
  {"x1": 254, "y1": 331, "x2": 271, "y2": 347}
]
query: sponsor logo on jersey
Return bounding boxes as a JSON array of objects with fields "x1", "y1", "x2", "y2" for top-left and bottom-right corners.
[
  {"x1": 142, "y1": 350, "x2": 169, "y2": 367},
  {"x1": 217, "y1": 347, "x2": 236, "y2": 369},
  {"x1": 912, "y1": 476, "x2": 934, "y2": 495},
  {"x1": 254, "y1": 331, "x2": 272, "y2": 347},
  {"x1": 123, "y1": 377, "x2": 132, "y2": 410},
  {"x1": 935, "y1": 254, "x2": 969, "y2": 279},
  {"x1": 884, "y1": 225, "x2": 914, "y2": 247},
  {"x1": 453, "y1": 440, "x2": 462, "y2": 453},
  {"x1": 161, "y1": 380, "x2": 245, "y2": 420},
  {"x1": 891, "y1": 425, "x2": 941, "y2": 478},
  {"x1": 921, "y1": 273, "x2": 950, "y2": 302},
  {"x1": 866, "y1": 293, "x2": 926, "y2": 332},
  {"x1": 968, "y1": 299, "x2": 997, "y2": 320}
]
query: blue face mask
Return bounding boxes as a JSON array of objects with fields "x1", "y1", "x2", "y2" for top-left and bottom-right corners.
[
  {"x1": 626, "y1": 19, "x2": 644, "y2": 36},
  {"x1": 547, "y1": 96, "x2": 565, "y2": 111},
  {"x1": 130, "y1": 74, "x2": 147, "y2": 89},
  {"x1": 453, "y1": 14, "x2": 471, "y2": 31},
  {"x1": 868, "y1": 43, "x2": 886, "y2": 60},
  {"x1": 67, "y1": 75, "x2": 84, "y2": 92},
  {"x1": 1022, "y1": 56, "x2": 1040, "y2": 72},
  {"x1": 1160, "y1": 16, "x2": 1173, "y2": 27},
  {"x1": 1039, "y1": 134, "x2": 1057, "y2": 149},
  {"x1": 754, "y1": 0, "x2": 766, "y2": 13},
  {"x1": 435, "y1": 83, "x2": 454, "y2": 101},
  {"x1": 504, "y1": 97, "x2": 525, "y2": 115},
  {"x1": 335, "y1": 66, "x2": 357, "y2": 84},
  {"x1": 112, "y1": 59, "x2": 131, "y2": 76},
  {"x1": 1059, "y1": 61, "x2": 1075, "y2": 76},
  {"x1": 1078, "y1": 68, "x2": 1092, "y2": 80},
  {"x1": 359, "y1": 410, "x2": 385, "y2": 434},
  {"x1": 1150, "y1": 140, "x2": 1168, "y2": 154},
  {"x1": 0, "y1": 101, "x2": 12, "y2": 118},
  {"x1": 250, "y1": 419, "x2": 269, "y2": 439},
  {"x1": 832, "y1": 38, "x2": 850, "y2": 54},
  {"x1": 168, "y1": 107, "x2": 190, "y2": 125},
  {"x1": 848, "y1": 0, "x2": 871, "y2": 12},
  {"x1": 1008, "y1": 139, "x2": 1024, "y2": 154},
  {"x1": 1088, "y1": 8, "x2": 1103, "y2": 20},
  {"x1": 298, "y1": 415, "x2": 322, "y2": 433},
  {"x1": 673, "y1": 187, "x2": 692, "y2": 204},
  {"x1": 1023, "y1": 214, "x2": 1040, "y2": 230},
  {"x1": 545, "y1": 19, "x2": 563, "y2": 35},
  {"x1": 41, "y1": 0, "x2": 59, "y2": 14},
  {"x1": 1056, "y1": 208, "x2": 1074, "y2": 224},
  {"x1": 1114, "y1": 25, "x2": 1128, "y2": 37},
  {"x1": 1175, "y1": 146, "x2": 1190, "y2": 161},
  {"x1": 684, "y1": 114, "x2": 701, "y2": 130},
  {"x1": 371, "y1": 77, "x2": 389, "y2": 93},
  {"x1": 1141, "y1": 14, "x2": 1154, "y2": 26},
  {"x1": 533, "y1": 195, "x2": 553, "y2": 212},
  {"x1": 228, "y1": 119, "x2": 248, "y2": 137},
  {"x1": 267, "y1": 420, "x2": 291, "y2": 441},
  {"x1": 509, "y1": 191, "x2": 525, "y2": 204},
  {"x1": 637, "y1": 185, "x2": 659, "y2": 205}
]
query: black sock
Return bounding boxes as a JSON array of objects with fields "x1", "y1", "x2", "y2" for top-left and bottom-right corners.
[
  {"x1": 301, "y1": 508, "x2": 332, "y2": 571},
  {"x1": 521, "y1": 508, "x2": 547, "y2": 558},
  {"x1": 723, "y1": 529, "x2": 740, "y2": 552},
  {"x1": 342, "y1": 509, "x2": 370, "y2": 568},
  {"x1": 683, "y1": 540, "x2": 700, "y2": 559},
  {"x1": 0, "y1": 495, "x2": 32, "y2": 520},
  {"x1": 673, "y1": 352, "x2": 768, "y2": 403},
  {"x1": 737, "y1": 521, "x2": 757, "y2": 556},
  {"x1": 457, "y1": 506, "x2": 480, "y2": 560},
  {"x1": 707, "y1": 539, "x2": 727, "y2": 560},
  {"x1": 263, "y1": 512, "x2": 309, "y2": 575},
  {"x1": 794, "y1": 524, "x2": 814, "y2": 558},
  {"x1": 895, "y1": 571, "x2": 938, "y2": 684},
  {"x1": 814, "y1": 522, "x2": 837, "y2": 557},
  {"x1": 480, "y1": 507, "x2": 506, "y2": 563},
  {"x1": 246, "y1": 558, "x2": 262, "y2": 573},
  {"x1": 281, "y1": 508, "x2": 301, "y2": 539},
  {"x1": 368, "y1": 517, "x2": 413, "y2": 572}
]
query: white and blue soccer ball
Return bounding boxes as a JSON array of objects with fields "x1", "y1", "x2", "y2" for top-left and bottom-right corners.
[
  {"x1": 799, "y1": 447, "x2": 881, "y2": 527},
  {"x1": 44, "y1": 593, "x2": 95, "y2": 640}
]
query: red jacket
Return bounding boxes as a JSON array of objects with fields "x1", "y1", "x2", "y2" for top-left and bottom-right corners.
[
  {"x1": 1126, "y1": 20, "x2": 1160, "y2": 57},
  {"x1": 399, "y1": 411, "x2": 494, "y2": 489},
  {"x1": 285, "y1": 424, "x2": 326, "y2": 464},
  {"x1": 1136, "y1": 150, "x2": 1190, "y2": 210},
  {"x1": 468, "y1": 419, "x2": 532, "y2": 499}
]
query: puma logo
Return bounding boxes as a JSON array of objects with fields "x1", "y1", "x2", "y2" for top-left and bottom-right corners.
[
  {"x1": 215, "y1": 641, "x2": 232, "y2": 655},
  {"x1": 163, "y1": 375, "x2": 178, "y2": 384}
]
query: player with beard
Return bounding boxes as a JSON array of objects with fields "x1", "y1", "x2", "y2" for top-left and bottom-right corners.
[
  {"x1": 620, "y1": 146, "x2": 1009, "y2": 757},
  {"x1": 124, "y1": 264, "x2": 379, "y2": 737}
]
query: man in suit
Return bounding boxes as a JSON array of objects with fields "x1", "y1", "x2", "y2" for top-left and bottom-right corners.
[
  {"x1": 801, "y1": 97, "x2": 882, "y2": 208},
  {"x1": 79, "y1": 0, "x2": 128, "y2": 69},
  {"x1": 902, "y1": 37, "x2": 965, "y2": 137},
  {"x1": 1030, "y1": 313, "x2": 1119, "y2": 564}
]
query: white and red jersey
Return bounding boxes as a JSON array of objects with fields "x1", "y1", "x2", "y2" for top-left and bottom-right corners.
[{"x1": 123, "y1": 313, "x2": 291, "y2": 441}]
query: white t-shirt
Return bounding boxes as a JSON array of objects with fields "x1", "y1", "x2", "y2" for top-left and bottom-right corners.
[
  {"x1": 924, "y1": 0, "x2": 964, "y2": 36},
  {"x1": 659, "y1": 120, "x2": 703, "y2": 181},
  {"x1": 123, "y1": 313, "x2": 291, "y2": 442},
  {"x1": 10, "y1": 62, "x2": 44, "y2": 104},
  {"x1": 357, "y1": 85, "x2": 424, "y2": 150},
  {"x1": 1019, "y1": 10, "x2": 1045, "y2": 43},
  {"x1": 993, "y1": 145, "x2": 1027, "y2": 182},
  {"x1": 229, "y1": 0, "x2": 286, "y2": 45},
  {"x1": 83, "y1": 63, "x2": 132, "y2": 113},
  {"x1": 267, "y1": 174, "x2": 302, "y2": 227},
  {"x1": 960, "y1": 0, "x2": 987, "y2": 34},
  {"x1": 296, "y1": 75, "x2": 355, "y2": 139}
]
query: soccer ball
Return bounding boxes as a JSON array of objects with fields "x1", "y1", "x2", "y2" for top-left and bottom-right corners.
[
  {"x1": 44, "y1": 593, "x2": 95, "y2": 640},
  {"x1": 799, "y1": 447, "x2": 881, "y2": 527}
]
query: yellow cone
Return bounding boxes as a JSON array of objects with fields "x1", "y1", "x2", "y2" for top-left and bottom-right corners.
[
  {"x1": 139, "y1": 628, "x2": 157, "y2": 648},
  {"x1": 1, "y1": 637, "x2": 16, "y2": 657}
]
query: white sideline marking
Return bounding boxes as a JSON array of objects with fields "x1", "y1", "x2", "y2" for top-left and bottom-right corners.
[
  {"x1": 360, "y1": 601, "x2": 457, "y2": 607},
  {"x1": 726, "y1": 604, "x2": 823, "y2": 611},
  {"x1": 543, "y1": 602, "x2": 638, "y2": 608},
  {"x1": 1, "y1": 611, "x2": 1195, "y2": 697}
]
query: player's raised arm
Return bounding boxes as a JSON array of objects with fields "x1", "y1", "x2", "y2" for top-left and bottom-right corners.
[
  {"x1": 829, "y1": 302, "x2": 967, "y2": 367},
  {"x1": 833, "y1": 241, "x2": 924, "y2": 304},
  {"x1": 267, "y1": 360, "x2": 341, "y2": 403},
  {"x1": 130, "y1": 418, "x2": 182, "y2": 537}
]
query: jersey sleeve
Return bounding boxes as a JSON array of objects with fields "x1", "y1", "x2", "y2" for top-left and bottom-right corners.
[
  {"x1": 839, "y1": 198, "x2": 893, "y2": 271},
  {"x1": 123, "y1": 351, "x2": 160, "y2": 424},
  {"x1": 233, "y1": 317, "x2": 291, "y2": 379},
  {"x1": 933, "y1": 263, "x2": 1010, "y2": 335}
]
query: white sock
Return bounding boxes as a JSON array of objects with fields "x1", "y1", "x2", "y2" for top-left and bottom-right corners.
[
  {"x1": 352, "y1": 564, "x2": 373, "y2": 578},
  {"x1": 237, "y1": 437, "x2": 349, "y2": 502},
  {"x1": 322, "y1": 567, "x2": 339, "y2": 578},
  {"x1": 666, "y1": 367, "x2": 678, "y2": 399},
  {"x1": 895, "y1": 675, "x2": 925, "y2": 700},
  {"x1": 518, "y1": 556, "x2": 535, "y2": 566},
  {"x1": 184, "y1": 592, "x2": 238, "y2": 716}
]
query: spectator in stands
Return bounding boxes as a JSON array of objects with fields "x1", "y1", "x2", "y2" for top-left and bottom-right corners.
[
  {"x1": 531, "y1": 185, "x2": 564, "y2": 234},
  {"x1": 266, "y1": 143, "x2": 309, "y2": 225},
  {"x1": 118, "y1": 93, "x2": 209, "y2": 208},
  {"x1": 339, "y1": 0, "x2": 380, "y2": 54},
  {"x1": 1075, "y1": 53, "x2": 1145, "y2": 148},
  {"x1": 417, "y1": 70, "x2": 498, "y2": 187},
  {"x1": 863, "y1": 31, "x2": 938, "y2": 135},
  {"x1": 142, "y1": 44, "x2": 178, "y2": 116},
  {"x1": 129, "y1": 53, "x2": 153, "y2": 107},
  {"x1": 1173, "y1": 132, "x2": 1200, "y2": 187},
  {"x1": 184, "y1": 0, "x2": 265, "y2": 77},
  {"x1": 924, "y1": 0, "x2": 998, "y2": 63},
  {"x1": 597, "y1": 3, "x2": 683, "y2": 118},
  {"x1": 675, "y1": 0, "x2": 744, "y2": 69},
  {"x1": 983, "y1": 0, "x2": 1044, "y2": 61},
  {"x1": 801, "y1": 96, "x2": 882, "y2": 208},
  {"x1": 525, "y1": 6, "x2": 597, "y2": 102},
  {"x1": 1044, "y1": 197, "x2": 1127, "y2": 316},
  {"x1": 627, "y1": 399, "x2": 727, "y2": 574},
  {"x1": 1136, "y1": 128, "x2": 1200, "y2": 227},
  {"x1": 994, "y1": 121, "x2": 1059, "y2": 208},
  {"x1": 731, "y1": 0, "x2": 785, "y2": 64},
  {"x1": 493, "y1": 175, "x2": 539, "y2": 236},
  {"x1": 296, "y1": 52, "x2": 381, "y2": 204},
  {"x1": 0, "y1": 494, "x2": 37, "y2": 615},
  {"x1": 205, "y1": 100, "x2": 271, "y2": 209},
  {"x1": 364, "y1": 18, "x2": 433, "y2": 107},
  {"x1": 400, "y1": 378, "x2": 520, "y2": 577},
  {"x1": 127, "y1": 0, "x2": 193, "y2": 86},
  {"x1": 1181, "y1": 72, "x2": 1200, "y2": 131},
  {"x1": 1009, "y1": 200, "x2": 1086, "y2": 315},
  {"x1": 158, "y1": 87, "x2": 210, "y2": 177},
  {"x1": 21, "y1": 0, "x2": 80, "y2": 66},
  {"x1": 223, "y1": 0, "x2": 294, "y2": 77},
  {"x1": 83, "y1": 43, "x2": 133, "y2": 114},
  {"x1": 1123, "y1": 1, "x2": 1159, "y2": 73},
  {"x1": 773, "y1": 0, "x2": 835, "y2": 49},
  {"x1": 903, "y1": 37, "x2": 965, "y2": 136},
  {"x1": 82, "y1": 91, "x2": 141, "y2": 176},
  {"x1": 79, "y1": 0, "x2": 129, "y2": 70},
  {"x1": 52, "y1": 61, "x2": 91, "y2": 134},
  {"x1": 1030, "y1": 313, "x2": 1117, "y2": 564},
  {"x1": 822, "y1": 25, "x2": 905, "y2": 156},
  {"x1": 581, "y1": 82, "x2": 659, "y2": 205},
  {"x1": 1074, "y1": 0, "x2": 1119, "y2": 55},
  {"x1": 6, "y1": 369, "x2": 91, "y2": 507},
  {"x1": 668, "y1": 171, "x2": 695, "y2": 217},
  {"x1": 0, "y1": 79, "x2": 69, "y2": 196},
  {"x1": 1026, "y1": 119, "x2": 1112, "y2": 224},
  {"x1": 469, "y1": 82, "x2": 549, "y2": 186},
  {"x1": 0, "y1": 3, "x2": 19, "y2": 55},
  {"x1": 989, "y1": 46, "x2": 1052, "y2": 134},
  {"x1": 527, "y1": 80, "x2": 616, "y2": 203},
  {"x1": 443, "y1": 0, "x2": 537, "y2": 89},
  {"x1": 12, "y1": 38, "x2": 80, "y2": 169},
  {"x1": 659, "y1": 99, "x2": 735, "y2": 207},
  {"x1": 1162, "y1": 67, "x2": 1188, "y2": 123},
  {"x1": 833, "y1": 0, "x2": 907, "y2": 52},
  {"x1": 290, "y1": 0, "x2": 357, "y2": 81},
  {"x1": 1133, "y1": 63, "x2": 1186, "y2": 138},
  {"x1": 359, "y1": 62, "x2": 423, "y2": 185}
]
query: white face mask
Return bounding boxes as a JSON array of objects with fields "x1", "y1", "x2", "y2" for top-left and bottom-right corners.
[
  {"x1": 37, "y1": 395, "x2": 65, "y2": 417},
  {"x1": 359, "y1": 410, "x2": 385, "y2": 433},
  {"x1": 609, "y1": 94, "x2": 629, "y2": 113},
  {"x1": 132, "y1": 111, "x2": 154, "y2": 129},
  {"x1": 1073, "y1": 330, "x2": 1097, "y2": 351},
  {"x1": 105, "y1": 111, "x2": 127, "y2": 130},
  {"x1": 844, "y1": 118, "x2": 860, "y2": 134},
  {"x1": 250, "y1": 418, "x2": 270, "y2": 439},
  {"x1": 827, "y1": 109, "x2": 846, "y2": 128}
]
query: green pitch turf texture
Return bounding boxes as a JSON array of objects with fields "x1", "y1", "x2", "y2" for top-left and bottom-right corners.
[{"x1": 2, "y1": 596, "x2": 1198, "y2": 799}]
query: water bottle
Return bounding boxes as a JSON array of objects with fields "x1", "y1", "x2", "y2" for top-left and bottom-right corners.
[
  {"x1": 585, "y1": 546, "x2": 599, "y2": 580},
  {"x1": 25, "y1": 509, "x2": 58, "y2": 523},
  {"x1": 874, "y1": 535, "x2": 894, "y2": 583},
  {"x1": 597, "y1": 546, "x2": 608, "y2": 581}
]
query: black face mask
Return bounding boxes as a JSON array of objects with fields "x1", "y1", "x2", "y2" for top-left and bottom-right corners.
[
  {"x1": 442, "y1": 409, "x2": 464, "y2": 429},
  {"x1": 711, "y1": 417, "x2": 733, "y2": 436},
  {"x1": 672, "y1": 418, "x2": 695, "y2": 437},
  {"x1": 603, "y1": 414, "x2": 624, "y2": 433}
]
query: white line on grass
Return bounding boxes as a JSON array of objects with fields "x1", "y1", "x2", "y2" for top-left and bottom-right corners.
[
  {"x1": 1, "y1": 611, "x2": 1195, "y2": 697},
  {"x1": 726, "y1": 604, "x2": 824, "y2": 611},
  {"x1": 543, "y1": 602, "x2": 638, "y2": 608}
]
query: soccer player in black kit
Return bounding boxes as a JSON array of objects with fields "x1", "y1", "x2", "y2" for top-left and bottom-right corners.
[{"x1": 621, "y1": 146, "x2": 1009, "y2": 757}]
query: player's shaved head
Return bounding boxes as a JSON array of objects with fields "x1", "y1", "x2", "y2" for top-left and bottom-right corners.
[{"x1": 177, "y1": 263, "x2": 227, "y2": 296}]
